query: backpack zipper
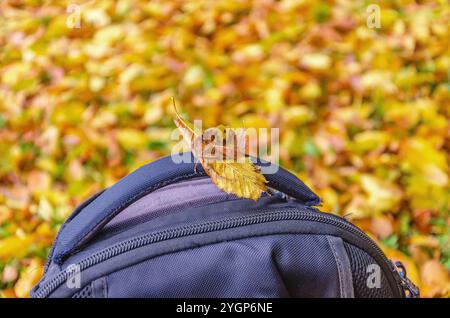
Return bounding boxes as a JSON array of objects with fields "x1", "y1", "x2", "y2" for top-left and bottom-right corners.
[
  {"x1": 34, "y1": 207, "x2": 409, "y2": 298},
  {"x1": 392, "y1": 261, "x2": 420, "y2": 298}
]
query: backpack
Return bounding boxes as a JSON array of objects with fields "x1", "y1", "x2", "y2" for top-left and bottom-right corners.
[{"x1": 31, "y1": 153, "x2": 419, "y2": 298}]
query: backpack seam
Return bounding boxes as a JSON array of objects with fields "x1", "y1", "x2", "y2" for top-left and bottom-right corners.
[{"x1": 326, "y1": 236, "x2": 355, "y2": 298}]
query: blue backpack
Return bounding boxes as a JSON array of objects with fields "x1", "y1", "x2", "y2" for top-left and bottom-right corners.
[{"x1": 31, "y1": 153, "x2": 419, "y2": 298}]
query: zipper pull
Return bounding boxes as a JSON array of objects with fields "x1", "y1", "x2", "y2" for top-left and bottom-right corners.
[{"x1": 393, "y1": 261, "x2": 420, "y2": 298}]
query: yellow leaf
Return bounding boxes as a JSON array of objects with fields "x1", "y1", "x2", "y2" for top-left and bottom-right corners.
[
  {"x1": 206, "y1": 159, "x2": 268, "y2": 201},
  {"x1": 14, "y1": 258, "x2": 44, "y2": 298},
  {"x1": 173, "y1": 99, "x2": 267, "y2": 200},
  {"x1": 36, "y1": 198, "x2": 54, "y2": 221},
  {"x1": 94, "y1": 25, "x2": 125, "y2": 44},
  {"x1": 264, "y1": 87, "x2": 285, "y2": 112},
  {"x1": 283, "y1": 105, "x2": 315, "y2": 126},
  {"x1": 1, "y1": 63, "x2": 30, "y2": 86},
  {"x1": 420, "y1": 260, "x2": 450, "y2": 297},
  {"x1": 299, "y1": 53, "x2": 331, "y2": 71},
  {"x1": 0, "y1": 235, "x2": 34, "y2": 260},
  {"x1": 0, "y1": 205, "x2": 12, "y2": 226},
  {"x1": 360, "y1": 175, "x2": 402, "y2": 214},
  {"x1": 0, "y1": 289, "x2": 16, "y2": 298},
  {"x1": 410, "y1": 235, "x2": 439, "y2": 249},
  {"x1": 352, "y1": 131, "x2": 389, "y2": 153},
  {"x1": 117, "y1": 129, "x2": 148, "y2": 149},
  {"x1": 183, "y1": 65, "x2": 204, "y2": 88},
  {"x1": 299, "y1": 82, "x2": 322, "y2": 100}
]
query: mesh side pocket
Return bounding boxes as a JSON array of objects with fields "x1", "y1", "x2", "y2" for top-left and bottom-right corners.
[
  {"x1": 344, "y1": 243, "x2": 394, "y2": 298},
  {"x1": 72, "y1": 284, "x2": 93, "y2": 298}
]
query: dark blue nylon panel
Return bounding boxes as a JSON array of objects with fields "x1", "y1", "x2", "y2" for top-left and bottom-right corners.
[{"x1": 106, "y1": 234, "x2": 339, "y2": 298}]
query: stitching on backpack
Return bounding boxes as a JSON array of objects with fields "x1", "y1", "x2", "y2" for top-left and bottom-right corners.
[
  {"x1": 326, "y1": 236, "x2": 345, "y2": 297},
  {"x1": 101, "y1": 276, "x2": 107, "y2": 298}
]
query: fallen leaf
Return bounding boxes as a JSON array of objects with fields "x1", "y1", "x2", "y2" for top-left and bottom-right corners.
[
  {"x1": 173, "y1": 99, "x2": 267, "y2": 200},
  {"x1": 0, "y1": 235, "x2": 34, "y2": 260},
  {"x1": 420, "y1": 260, "x2": 450, "y2": 297},
  {"x1": 14, "y1": 258, "x2": 43, "y2": 298}
]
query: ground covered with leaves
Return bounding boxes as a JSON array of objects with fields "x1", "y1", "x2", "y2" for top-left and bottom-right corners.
[{"x1": 0, "y1": 0, "x2": 449, "y2": 297}]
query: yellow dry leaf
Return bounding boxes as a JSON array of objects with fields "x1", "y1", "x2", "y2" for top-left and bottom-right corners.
[
  {"x1": 0, "y1": 289, "x2": 16, "y2": 298},
  {"x1": 36, "y1": 197, "x2": 54, "y2": 221},
  {"x1": 420, "y1": 260, "x2": 450, "y2": 297},
  {"x1": 360, "y1": 175, "x2": 402, "y2": 214},
  {"x1": 352, "y1": 131, "x2": 389, "y2": 153},
  {"x1": 183, "y1": 65, "x2": 204, "y2": 88},
  {"x1": 14, "y1": 258, "x2": 44, "y2": 298},
  {"x1": 173, "y1": 99, "x2": 267, "y2": 200},
  {"x1": 410, "y1": 235, "x2": 440, "y2": 249},
  {"x1": 299, "y1": 53, "x2": 331, "y2": 71},
  {"x1": 299, "y1": 82, "x2": 322, "y2": 100},
  {"x1": 0, "y1": 235, "x2": 34, "y2": 260},
  {"x1": 205, "y1": 159, "x2": 268, "y2": 200},
  {"x1": 117, "y1": 129, "x2": 148, "y2": 149},
  {"x1": 0, "y1": 205, "x2": 12, "y2": 226},
  {"x1": 370, "y1": 216, "x2": 393, "y2": 238}
]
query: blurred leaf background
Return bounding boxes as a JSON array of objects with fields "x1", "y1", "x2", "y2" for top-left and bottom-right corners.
[{"x1": 0, "y1": 0, "x2": 449, "y2": 297}]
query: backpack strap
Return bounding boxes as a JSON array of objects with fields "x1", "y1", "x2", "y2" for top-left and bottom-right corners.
[{"x1": 51, "y1": 153, "x2": 321, "y2": 263}]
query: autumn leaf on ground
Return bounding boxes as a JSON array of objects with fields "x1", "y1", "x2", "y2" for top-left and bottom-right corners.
[{"x1": 173, "y1": 98, "x2": 267, "y2": 200}]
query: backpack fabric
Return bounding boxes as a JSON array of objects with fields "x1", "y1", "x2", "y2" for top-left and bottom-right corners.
[{"x1": 31, "y1": 153, "x2": 418, "y2": 298}]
